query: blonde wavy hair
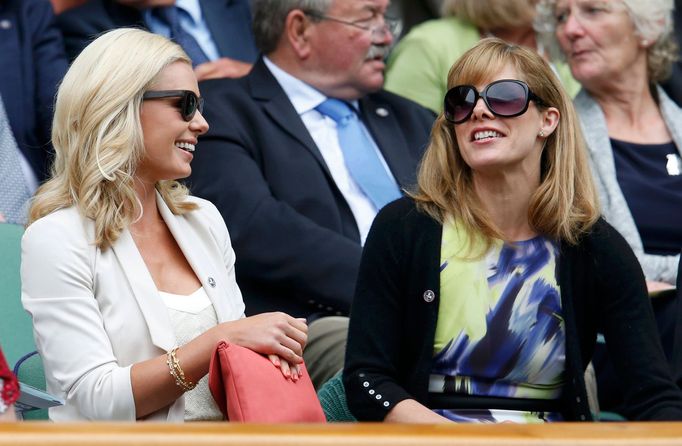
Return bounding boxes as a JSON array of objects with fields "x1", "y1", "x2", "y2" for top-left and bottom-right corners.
[
  {"x1": 29, "y1": 28, "x2": 197, "y2": 250},
  {"x1": 412, "y1": 38, "x2": 599, "y2": 248},
  {"x1": 442, "y1": 0, "x2": 537, "y2": 30}
]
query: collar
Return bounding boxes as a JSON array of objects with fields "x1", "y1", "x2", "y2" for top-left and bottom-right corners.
[{"x1": 262, "y1": 56, "x2": 360, "y2": 115}]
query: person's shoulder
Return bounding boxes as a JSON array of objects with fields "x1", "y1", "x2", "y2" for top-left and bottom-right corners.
[
  {"x1": 183, "y1": 195, "x2": 227, "y2": 228},
  {"x1": 367, "y1": 89, "x2": 436, "y2": 119},
  {"x1": 374, "y1": 196, "x2": 431, "y2": 227},
  {"x1": 401, "y1": 16, "x2": 477, "y2": 42},
  {"x1": 23, "y1": 206, "x2": 92, "y2": 250}
]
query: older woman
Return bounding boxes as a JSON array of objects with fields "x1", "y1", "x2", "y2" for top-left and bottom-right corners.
[
  {"x1": 344, "y1": 38, "x2": 682, "y2": 423},
  {"x1": 22, "y1": 29, "x2": 307, "y2": 421},
  {"x1": 384, "y1": 0, "x2": 580, "y2": 113},
  {"x1": 538, "y1": 0, "x2": 681, "y2": 287}
]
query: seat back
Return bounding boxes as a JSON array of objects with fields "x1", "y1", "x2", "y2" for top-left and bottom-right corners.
[
  {"x1": 0, "y1": 224, "x2": 34, "y2": 367},
  {"x1": 0, "y1": 224, "x2": 48, "y2": 419}
]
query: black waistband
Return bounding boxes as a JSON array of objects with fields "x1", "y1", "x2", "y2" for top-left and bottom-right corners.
[{"x1": 427, "y1": 393, "x2": 563, "y2": 413}]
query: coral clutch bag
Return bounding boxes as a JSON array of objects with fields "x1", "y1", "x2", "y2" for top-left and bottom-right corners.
[{"x1": 208, "y1": 340, "x2": 326, "y2": 422}]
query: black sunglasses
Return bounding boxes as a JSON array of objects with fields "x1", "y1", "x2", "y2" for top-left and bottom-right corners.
[
  {"x1": 142, "y1": 90, "x2": 204, "y2": 121},
  {"x1": 444, "y1": 79, "x2": 548, "y2": 124}
]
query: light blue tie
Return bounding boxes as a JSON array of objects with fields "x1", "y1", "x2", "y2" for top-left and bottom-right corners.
[
  {"x1": 0, "y1": 95, "x2": 30, "y2": 224},
  {"x1": 152, "y1": 6, "x2": 209, "y2": 67},
  {"x1": 316, "y1": 99, "x2": 401, "y2": 210}
]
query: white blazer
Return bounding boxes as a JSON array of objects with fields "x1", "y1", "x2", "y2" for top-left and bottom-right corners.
[{"x1": 21, "y1": 193, "x2": 246, "y2": 421}]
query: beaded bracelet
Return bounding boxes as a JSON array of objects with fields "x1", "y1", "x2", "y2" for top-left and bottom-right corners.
[{"x1": 166, "y1": 347, "x2": 196, "y2": 392}]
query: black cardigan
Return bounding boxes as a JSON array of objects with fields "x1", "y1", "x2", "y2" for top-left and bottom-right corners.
[{"x1": 344, "y1": 197, "x2": 682, "y2": 421}]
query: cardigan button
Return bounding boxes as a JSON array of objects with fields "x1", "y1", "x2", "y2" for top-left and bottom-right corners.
[
  {"x1": 580, "y1": 415, "x2": 586, "y2": 421},
  {"x1": 423, "y1": 290, "x2": 435, "y2": 303},
  {"x1": 383, "y1": 401, "x2": 390, "y2": 407},
  {"x1": 576, "y1": 396, "x2": 581, "y2": 403},
  {"x1": 363, "y1": 381, "x2": 370, "y2": 388},
  {"x1": 369, "y1": 389, "x2": 375, "y2": 395}
]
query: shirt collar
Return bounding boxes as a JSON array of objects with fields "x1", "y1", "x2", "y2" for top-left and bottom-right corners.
[{"x1": 262, "y1": 57, "x2": 359, "y2": 115}]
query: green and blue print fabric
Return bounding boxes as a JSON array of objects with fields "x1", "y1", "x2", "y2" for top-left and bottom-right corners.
[{"x1": 430, "y1": 221, "x2": 566, "y2": 423}]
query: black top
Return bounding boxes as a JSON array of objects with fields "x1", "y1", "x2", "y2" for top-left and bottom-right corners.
[
  {"x1": 611, "y1": 138, "x2": 682, "y2": 256},
  {"x1": 344, "y1": 197, "x2": 682, "y2": 421}
]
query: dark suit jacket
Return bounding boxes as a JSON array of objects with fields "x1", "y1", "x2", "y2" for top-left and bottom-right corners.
[
  {"x1": 0, "y1": 0, "x2": 68, "y2": 182},
  {"x1": 187, "y1": 58, "x2": 435, "y2": 318},
  {"x1": 57, "y1": 0, "x2": 258, "y2": 63}
]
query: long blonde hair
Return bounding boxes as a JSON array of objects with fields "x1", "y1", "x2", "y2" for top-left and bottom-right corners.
[
  {"x1": 30, "y1": 28, "x2": 198, "y2": 250},
  {"x1": 412, "y1": 38, "x2": 599, "y2": 247}
]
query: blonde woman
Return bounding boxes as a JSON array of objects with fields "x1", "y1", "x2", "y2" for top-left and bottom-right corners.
[
  {"x1": 344, "y1": 38, "x2": 682, "y2": 423},
  {"x1": 384, "y1": 0, "x2": 579, "y2": 113},
  {"x1": 22, "y1": 28, "x2": 307, "y2": 422}
]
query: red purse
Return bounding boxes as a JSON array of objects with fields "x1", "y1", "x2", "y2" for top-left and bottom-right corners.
[{"x1": 208, "y1": 340, "x2": 326, "y2": 422}]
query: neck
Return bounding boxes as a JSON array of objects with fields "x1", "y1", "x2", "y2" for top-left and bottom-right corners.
[
  {"x1": 472, "y1": 168, "x2": 539, "y2": 241},
  {"x1": 130, "y1": 179, "x2": 163, "y2": 233}
]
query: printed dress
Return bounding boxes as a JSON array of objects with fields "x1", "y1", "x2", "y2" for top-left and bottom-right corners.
[{"x1": 430, "y1": 221, "x2": 566, "y2": 423}]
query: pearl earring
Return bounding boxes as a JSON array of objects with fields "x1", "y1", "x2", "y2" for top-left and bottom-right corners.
[
  {"x1": 539, "y1": 130, "x2": 545, "y2": 137},
  {"x1": 641, "y1": 39, "x2": 649, "y2": 46}
]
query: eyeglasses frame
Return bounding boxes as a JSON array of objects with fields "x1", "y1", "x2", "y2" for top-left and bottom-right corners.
[
  {"x1": 142, "y1": 90, "x2": 205, "y2": 122},
  {"x1": 444, "y1": 79, "x2": 549, "y2": 124},
  {"x1": 303, "y1": 10, "x2": 400, "y2": 39}
]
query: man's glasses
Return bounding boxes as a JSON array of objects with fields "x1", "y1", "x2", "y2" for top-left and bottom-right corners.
[
  {"x1": 443, "y1": 79, "x2": 548, "y2": 124},
  {"x1": 304, "y1": 11, "x2": 401, "y2": 40},
  {"x1": 142, "y1": 90, "x2": 204, "y2": 121}
]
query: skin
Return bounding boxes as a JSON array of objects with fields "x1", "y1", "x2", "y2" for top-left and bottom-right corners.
[
  {"x1": 269, "y1": 0, "x2": 394, "y2": 100},
  {"x1": 384, "y1": 65, "x2": 560, "y2": 423},
  {"x1": 131, "y1": 62, "x2": 307, "y2": 418},
  {"x1": 0, "y1": 406, "x2": 15, "y2": 422},
  {"x1": 555, "y1": 0, "x2": 674, "y2": 289}
]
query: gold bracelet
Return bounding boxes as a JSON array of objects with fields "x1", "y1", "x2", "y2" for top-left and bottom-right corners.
[{"x1": 166, "y1": 347, "x2": 196, "y2": 391}]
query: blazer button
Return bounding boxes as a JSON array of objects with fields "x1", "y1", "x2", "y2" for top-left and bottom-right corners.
[
  {"x1": 423, "y1": 290, "x2": 435, "y2": 303},
  {"x1": 207, "y1": 277, "x2": 216, "y2": 288}
]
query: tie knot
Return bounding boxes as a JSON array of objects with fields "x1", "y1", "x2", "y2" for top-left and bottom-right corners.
[{"x1": 316, "y1": 98, "x2": 356, "y2": 126}]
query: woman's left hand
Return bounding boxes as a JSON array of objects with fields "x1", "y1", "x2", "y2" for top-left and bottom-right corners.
[{"x1": 268, "y1": 354, "x2": 302, "y2": 381}]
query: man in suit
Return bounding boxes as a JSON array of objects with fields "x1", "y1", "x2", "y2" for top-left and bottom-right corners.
[
  {"x1": 0, "y1": 0, "x2": 68, "y2": 223},
  {"x1": 188, "y1": 0, "x2": 433, "y2": 334},
  {"x1": 57, "y1": 0, "x2": 258, "y2": 80}
]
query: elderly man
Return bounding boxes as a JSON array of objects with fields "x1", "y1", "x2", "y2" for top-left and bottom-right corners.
[
  {"x1": 187, "y1": 0, "x2": 434, "y2": 386},
  {"x1": 57, "y1": 0, "x2": 257, "y2": 80}
]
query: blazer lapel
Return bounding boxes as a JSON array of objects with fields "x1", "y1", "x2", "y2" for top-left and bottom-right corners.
[
  {"x1": 248, "y1": 59, "x2": 334, "y2": 179},
  {"x1": 360, "y1": 95, "x2": 418, "y2": 189},
  {"x1": 156, "y1": 194, "x2": 227, "y2": 320},
  {"x1": 110, "y1": 225, "x2": 176, "y2": 351}
]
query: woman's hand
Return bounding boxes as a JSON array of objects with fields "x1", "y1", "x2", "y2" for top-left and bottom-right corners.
[
  {"x1": 215, "y1": 312, "x2": 308, "y2": 365},
  {"x1": 0, "y1": 406, "x2": 16, "y2": 422},
  {"x1": 268, "y1": 354, "x2": 303, "y2": 381}
]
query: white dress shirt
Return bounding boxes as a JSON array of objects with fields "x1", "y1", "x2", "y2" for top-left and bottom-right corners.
[{"x1": 263, "y1": 57, "x2": 397, "y2": 244}]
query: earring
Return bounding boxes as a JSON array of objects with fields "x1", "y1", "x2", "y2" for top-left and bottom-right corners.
[
  {"x1": 641, "y1": 39, "x2": 649, "y2": 46},
  {"x1": 539, "y1": 130, "x2": 545, "y2": 137}
]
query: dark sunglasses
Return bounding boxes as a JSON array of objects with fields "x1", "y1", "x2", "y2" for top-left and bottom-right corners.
[
  {"x1": 444, "y1": 79, "x2": 548, "y2": 124},
  {"x1": 142, "y1": 90, "x2": 204, "y2": 121}
]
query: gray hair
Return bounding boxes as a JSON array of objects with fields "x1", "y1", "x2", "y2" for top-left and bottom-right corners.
[
  {"x1": 535, "y1": 0, "x2": 678, "y2": 82},
  {"x1": 252, "y1": 0, "x2": 334, "y2": 54}
]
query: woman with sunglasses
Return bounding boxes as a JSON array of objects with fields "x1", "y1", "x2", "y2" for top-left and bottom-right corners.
[
  {"x1": 344, "y1": 38, "x2": 682, "y2": 423},
  {"x1": 21, "y1": 28, "x2": 307, "y2": 421}
]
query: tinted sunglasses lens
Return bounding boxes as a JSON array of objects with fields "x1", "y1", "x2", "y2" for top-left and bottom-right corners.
[
  {"x1": 181, "y1": 93, "x2": 198, "y2": 121},
  {"x1": 486, "y1": 81, "x2": 528, "y2": 117},
  {"x1": 445, "y1": 86, "x2": 476, "y2": 123}
]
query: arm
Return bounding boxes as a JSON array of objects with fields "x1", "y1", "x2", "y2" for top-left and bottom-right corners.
[
  {"x1": 22, "y1": 212, "x2": 307, "y2": 420},
  {"x1": 28, "y1": 0, "x2": 68, "y2": 153},
  {"x1": 344, "y1": 202, "x2": 445, "y2": 422},
  {"x1": 592, "y1": 220, "x2": 682, "y2": 420}
]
